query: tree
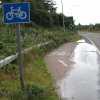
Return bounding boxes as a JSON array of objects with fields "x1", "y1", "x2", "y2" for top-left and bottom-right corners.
[
  {"x1": 29, "y1": 0, "x2": 57, "y2": 27},
  {"x1": 1, "y1": 0, "x2": 12, "y2": 3},
  {"x1": 78, "y1": 23, "x2": 81, "y2": 26},
  {"x1": 1, "y1": 0, "x2": 25, "y2": 3},
  {"x1": 44, "y1": 0, "x2": 57, "y2": 12}
]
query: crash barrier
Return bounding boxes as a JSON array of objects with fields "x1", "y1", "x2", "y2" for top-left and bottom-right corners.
[{"x1": 0, "y1": 41, "x2": 52, "y2": 68}]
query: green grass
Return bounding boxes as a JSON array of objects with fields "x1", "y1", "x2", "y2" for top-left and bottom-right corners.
[
  {"x1": 7, "y1": 46, "x2": 58, "y2": 100},
  {"x1": 0, "y1": 43, "x2": 58, "y2": 100},
  {"x1": 67, "y1": 34, "x2": 83, "y2": 42}
]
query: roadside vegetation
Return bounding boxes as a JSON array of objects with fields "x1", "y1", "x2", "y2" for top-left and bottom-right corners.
[
  {"x1": 75, "y1": 23, "x2": 100, "y2": 33},
  {"x1": 0, "y1": 0, "x2": 83, "y2": 100}
]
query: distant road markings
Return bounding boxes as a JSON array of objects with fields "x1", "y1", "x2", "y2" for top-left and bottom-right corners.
[{"x1": 95, "y1": 36, "x2": 99, "y2": 37}]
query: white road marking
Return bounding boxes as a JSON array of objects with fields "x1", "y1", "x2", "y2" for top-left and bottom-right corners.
[
  {"x1": 58, "y1": 60, "x2": 68, "y2": 67},
  {"x1": 47, "y1": 52, "x2": 67, "y2": 56},
  {"x1": 86, "y1": 37, "x2": 100, "y2": 55}
]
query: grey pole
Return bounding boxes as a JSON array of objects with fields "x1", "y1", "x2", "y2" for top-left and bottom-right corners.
[
  {"x1": 61, "y1": 0, "x2": 65, "y2": 32},
  {"x1": 16, "y1": 23, "x2": 24, "y2": 90}
]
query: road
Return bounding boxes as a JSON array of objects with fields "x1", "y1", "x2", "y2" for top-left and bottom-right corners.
[{"x1": 78, "y1": 32, "x2": 100, "y2": 52}]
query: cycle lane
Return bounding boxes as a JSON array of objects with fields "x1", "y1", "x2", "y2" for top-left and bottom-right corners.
[{"x1": 44, "y1": 42, "x2": 78, "y2": 82}]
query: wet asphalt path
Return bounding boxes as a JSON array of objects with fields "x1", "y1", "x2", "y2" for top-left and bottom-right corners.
[{"x1": 78, "y1": 32, "x2": 100, "y2": 51}]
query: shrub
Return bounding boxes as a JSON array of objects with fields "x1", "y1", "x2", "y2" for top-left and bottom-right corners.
[{"x1": 9, "y1": 83, "x2": 45, "y2": 100}]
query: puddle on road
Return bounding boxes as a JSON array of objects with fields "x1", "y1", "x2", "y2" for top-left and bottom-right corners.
[{"x1": 57, "y1": 42, "x2": 100, "y2": 100}]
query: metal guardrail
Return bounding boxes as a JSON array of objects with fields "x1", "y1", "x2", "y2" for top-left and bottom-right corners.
[{"x1": 0, "y1": 41, "x2": 51, "y2": 68}]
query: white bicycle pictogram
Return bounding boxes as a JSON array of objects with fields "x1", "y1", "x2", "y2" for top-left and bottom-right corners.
[{"x1": 6, "y1": 7, "x2": 27, "y2": 20}]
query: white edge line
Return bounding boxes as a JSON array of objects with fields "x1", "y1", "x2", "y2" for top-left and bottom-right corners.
[{"x1": 86, "y1": 37, "x2": 100, "y2": 55}]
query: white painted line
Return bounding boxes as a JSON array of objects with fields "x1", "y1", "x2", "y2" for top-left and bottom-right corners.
[
  {"x1": 86, "y1": 37, "x2": 100, "y2": 55},
  {"x1": 58, "y1": 60, "x2": 68, "y2": 67}
]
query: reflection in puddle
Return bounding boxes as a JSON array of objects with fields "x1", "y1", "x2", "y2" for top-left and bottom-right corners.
[
  {"x1": 77, "y1": 39, "x2": 85, "y2": 43},
  {"x1": 57, "y1": 43, "x2": 100, "y2": 100}
]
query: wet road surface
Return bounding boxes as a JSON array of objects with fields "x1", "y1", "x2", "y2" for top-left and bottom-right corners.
[
  {"x1": 78, "y1": 32, "x2": 100, "y2": 51},
  {"x1": 57, "y1": 40, "x2": 100, "y2": 100}
]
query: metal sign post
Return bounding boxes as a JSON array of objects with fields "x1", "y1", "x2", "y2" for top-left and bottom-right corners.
[
  {"x1": 3, "y1": 2, "x2": 30, "y2": 90},
  {"x1": 16, "y1": 23, "x2": 24, "y2": 90},
  {"x1": 61, "y1": 0, "x2": 65, "y2": 32}
]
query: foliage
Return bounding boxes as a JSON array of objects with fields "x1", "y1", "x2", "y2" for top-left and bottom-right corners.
[
  {"x1": 31, "y1": 9, "x2": 53, "y2": 27},
  {"x1": 0, "y1": 42, "x2": 59, "y2": 100},
  {"x1": 8, "y1": 83, "x2": 45, "y2": 100},
  {"x1": 45, "y1": 0, "x2": 56, "y2": 12},
  {"x1": 75, "y1": 23, "x2": 100, "y2": 32},
  {"x1": 57, "y1": 13, "x2": 63, "y2": 26},
  {"x1": 0, "y1": 24, "x2": 79, "y2": 60}
]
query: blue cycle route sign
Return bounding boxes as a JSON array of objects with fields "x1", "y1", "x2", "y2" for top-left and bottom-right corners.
[{"x1": 3, "y1": 2, "x2": 30, "y2": 23}]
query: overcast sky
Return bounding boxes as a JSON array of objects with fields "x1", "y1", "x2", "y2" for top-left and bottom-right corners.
[{"x1": 55, "y1": 0, "x2": 100, "y2": 25}]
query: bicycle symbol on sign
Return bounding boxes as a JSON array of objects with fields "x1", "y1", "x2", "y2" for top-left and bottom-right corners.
[{"x1": 6, "y1": 7, "x2": 27, "y2": 20}]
